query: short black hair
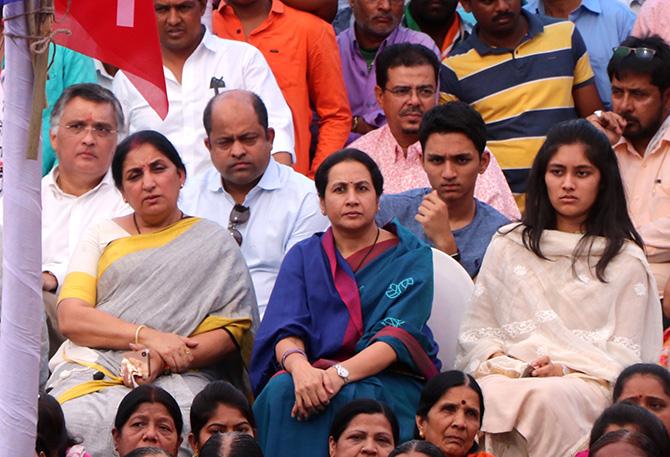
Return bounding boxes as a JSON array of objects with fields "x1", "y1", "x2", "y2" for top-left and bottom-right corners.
[
  {"x1": 203, "y1": 90, "x2": 269, "y2": 137},
  {"x1": 589, "y1": 403, "x2": 670, "y2": 453},
  {"x1": 114, "y1": 385, "x2": 183, "y2": 436},
  {"x1": 112, "y1": 130, "x2": 187, "y2": 190},
  {"x1": 329, "y1": 399, "x2": 400, "y2": 445},
  {"x1": 419, "y1": 102, "x2": 487, "y2": 156},
  {"x1": 314, "y1": 148, "x2": 384, "y2": 198},
  {"x1": 199, "y1": 432, "x2": 263, "y2": 457},
  {"x1": 190, "y1": 381, "x2": 255, "y2": 445},
  {"x1": 613, "y1": 363, "x2": 670, "y2": 402},
  {"x1": 375, "y1": 43, "x2": 439, "y2": 90},
  {"x1": 607, "y1": 35, "x2": 670, "y2": 92}
]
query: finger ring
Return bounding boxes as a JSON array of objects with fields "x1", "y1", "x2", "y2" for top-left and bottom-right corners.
[{"x1": 594, "y1": 110, "x2": 603, "y2": 119}]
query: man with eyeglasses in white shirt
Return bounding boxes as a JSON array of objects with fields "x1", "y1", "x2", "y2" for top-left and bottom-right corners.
[
  {"x1": 181, "y1": 90, "x2": 328, "y2": 319},
  {"x1": 0, "y1": 83, "x2": 130, "y2": 385}
]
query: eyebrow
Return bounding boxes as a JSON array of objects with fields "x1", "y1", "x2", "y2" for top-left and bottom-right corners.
[
  {"x1": 125, "y1": 158, "x2": 166, "y2": 173},
  {"x1": 330, "y1": 180, "x2": 370, "y2": 186}
]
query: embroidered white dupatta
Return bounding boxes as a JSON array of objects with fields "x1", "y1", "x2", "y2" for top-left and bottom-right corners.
[{"x1": 457, "y1": 224, "x2": 663, "y2": 384}]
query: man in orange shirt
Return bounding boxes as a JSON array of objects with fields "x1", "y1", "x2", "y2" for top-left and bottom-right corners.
[
  {"x1": 588, "y1": 35, "x2": 670, "y2": 311},
  {"x1": 213, "y1": 0, "x2": 352, "y2": 176}
]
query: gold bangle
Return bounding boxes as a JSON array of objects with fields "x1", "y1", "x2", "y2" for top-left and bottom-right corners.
[
  {"x1": 134, "y1": 324, "x2": 146, "y2": 345},
  {"x1": 352, "y1": 115, "x2": 359, "y2": 131}
]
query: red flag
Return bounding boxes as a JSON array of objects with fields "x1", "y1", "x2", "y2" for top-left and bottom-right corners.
[{"x1": 53, "y1": 0, "x2": 168, "y2": 119}]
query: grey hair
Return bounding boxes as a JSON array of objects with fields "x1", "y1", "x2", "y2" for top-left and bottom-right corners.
[{"x1": 49, "y1": 83, "x2": 125, "y2": 135}]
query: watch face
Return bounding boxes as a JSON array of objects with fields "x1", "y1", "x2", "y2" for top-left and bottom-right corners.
[{"x1": 336, "y1": 364, "x2": 349, "y2": 378}]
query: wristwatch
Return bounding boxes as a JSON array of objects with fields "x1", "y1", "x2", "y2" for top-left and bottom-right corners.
[{"x1": 333, "y1": 364, "x2": 350, "y2": 384}]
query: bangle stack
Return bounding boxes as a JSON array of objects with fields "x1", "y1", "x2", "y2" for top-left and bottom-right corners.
[{"x1": 280, "y1": 348, "x2": 307, "y2": 370}]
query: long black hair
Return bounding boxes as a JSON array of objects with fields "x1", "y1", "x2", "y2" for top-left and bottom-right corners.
[{"x1": 521, "y1": 119, "x2": 643, "y2": 281}]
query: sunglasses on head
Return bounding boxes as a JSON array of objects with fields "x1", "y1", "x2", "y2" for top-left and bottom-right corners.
[
  {"x1": 612, "y1": 46, "x2": 657, "y2": 62},
  {"x1": 228, "y1": 204, "x2": 250, "y2": 246}
]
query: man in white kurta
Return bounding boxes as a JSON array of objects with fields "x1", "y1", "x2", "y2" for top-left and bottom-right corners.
[{"x1": 113, "y1": 0, "x2": 294, "y2": 193}]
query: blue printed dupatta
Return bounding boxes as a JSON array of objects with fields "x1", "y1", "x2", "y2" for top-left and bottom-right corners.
[{"x1": 249, "y1": 221, "x2": 440, "y2": 394}]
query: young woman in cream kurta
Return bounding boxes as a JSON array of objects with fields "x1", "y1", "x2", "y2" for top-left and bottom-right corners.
[{"x1": 457, "y1": 120, "x2": 663, "y2": 457}]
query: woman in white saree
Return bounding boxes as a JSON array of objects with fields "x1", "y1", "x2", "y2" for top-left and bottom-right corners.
[{"x1": 457, "y1": 120, "x2": 663, "y2": 457}]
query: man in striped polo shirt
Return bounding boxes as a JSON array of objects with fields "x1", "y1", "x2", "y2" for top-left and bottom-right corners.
[{"x1": 440, "y1": 0, "x2": 603, "y2": 200}]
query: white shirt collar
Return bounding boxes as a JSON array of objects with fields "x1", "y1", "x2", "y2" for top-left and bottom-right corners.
[
  {"x1": 46, "y1": 167, "x2": 115, "y2": 197},
  {"x1": 206, "y1": 158, "x2": 283, "y2": 194}
]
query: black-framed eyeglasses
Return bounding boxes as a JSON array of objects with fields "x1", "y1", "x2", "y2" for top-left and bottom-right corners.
[
  {"x1": 228, "y1": 204, "x2": 250, "y2": 246},
  {"x1": 383, "y1": 85, "x2": 436, "y2": 100},
  {"x1": 612, "y1": 46, "x2": 657, "y2": 62}
]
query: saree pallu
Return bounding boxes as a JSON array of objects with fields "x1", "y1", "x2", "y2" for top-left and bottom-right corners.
[
  {"x1": 250, "y1": 222, "x2": 440, "y2": 457},
  {"x1": 458, "y1": 225, "x2": 663, "y2": 457},
  {"x1": 47, "y1": 218, "x2": 258, "y2": 457}
]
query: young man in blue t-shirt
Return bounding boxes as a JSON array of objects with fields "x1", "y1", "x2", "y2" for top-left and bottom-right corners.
[{"x1": 376, "y1": 101, "x2": 510, "y2": 277}]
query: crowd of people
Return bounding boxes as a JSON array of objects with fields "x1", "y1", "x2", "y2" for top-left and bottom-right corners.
[{"x1": 2, "y1": 0, "x2": 670, "y2": 456}]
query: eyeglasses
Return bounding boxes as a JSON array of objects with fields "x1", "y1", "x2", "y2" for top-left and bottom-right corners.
[
  {"x1": 228, "y1": 204, "x2": 250, "y2": 245},
  {"x1": 384, "y1": 85, "x2": 436, "y2": 100},
  {"x1": 62, "y1": 121, "x2": 118, "y2": 139},
  {"x1": 612, "y1": 46, "x2": 657, "y2": 62}
]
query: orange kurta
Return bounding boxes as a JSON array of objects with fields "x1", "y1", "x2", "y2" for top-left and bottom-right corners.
[{"x1": 213, "y1": 0, "x2": 352, "y2": 176}]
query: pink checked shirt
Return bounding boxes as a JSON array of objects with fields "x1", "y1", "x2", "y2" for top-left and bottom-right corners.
[
  {"x1": 349, "y1": 124, "x2": 521, "y2": 220},
  {"x1": 633, "y1": 0, "x2": 670, "y2": 45}
]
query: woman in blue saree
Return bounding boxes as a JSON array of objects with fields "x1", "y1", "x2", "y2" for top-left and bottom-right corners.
[{"x1": 250, "y1": 149, "x2": 441, "y2": 457}]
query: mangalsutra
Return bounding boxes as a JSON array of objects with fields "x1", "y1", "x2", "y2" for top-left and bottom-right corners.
[
  {"x1": 352, "y1": 228, "x2": 380, "y2": 273},
  {"x1": 133, "y1": 210, "x2": 184, "y2": 234}
]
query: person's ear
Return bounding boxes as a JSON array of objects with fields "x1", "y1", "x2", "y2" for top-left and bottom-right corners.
[
  {"x1": 177, "y1": 168, "x2": 186, "y2": 188},
  {"x1": 111, "y1": 427, "x2": 121, "y2": 452},
  {"x1": 479, "y1": 150, "x2": 491, "y2": 174},
  {"x1": 328, "y1": 436, "x2": 337, "y2": 457},
  {"x1": 187, "y1": 432, "x2": 198, "y2": 453},
  {"x1": 661, "y1": 88, "x2": 670, "y2": 118},
  {"x1": 415, "y1": 415, "x2": 426, "y2": 439},
  {"x1": 375, "y1": 85, "x2": 384, "y2": 108},
  {"x1": 460, "y1": 0, "x2": 473, "y2": 13},
  {"x1": 204, "y1": 136, "x2": 211, "y2": 151},
  {"x1": 319, "y1": 197, "x2": 327, "y2": 216},
  {"x1": 266, "y1": 127, "x2": 275, "y2": 148}
]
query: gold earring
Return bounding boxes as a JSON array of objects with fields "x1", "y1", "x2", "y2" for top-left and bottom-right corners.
[{"x1": 419, "y1": 429, "x2": 424, "y2": 439}]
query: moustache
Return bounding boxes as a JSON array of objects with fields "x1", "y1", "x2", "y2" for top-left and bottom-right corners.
[
  {"x1": 621, "y1": 113, "x2": 639, "y2": 125},
  {"x1": 399, "y1": 107, "x2": 423, "y2": 116},
  {"x1": 492, "y1": 12, "x2": 514, "y2": 22},
  {"x1": 371, "y1": 14, "x2": 394, "y2": 22}
]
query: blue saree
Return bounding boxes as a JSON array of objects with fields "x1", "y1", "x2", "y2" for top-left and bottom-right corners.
[{"x1": 250, "y1": 222, "x2": 440, "y2": 457}]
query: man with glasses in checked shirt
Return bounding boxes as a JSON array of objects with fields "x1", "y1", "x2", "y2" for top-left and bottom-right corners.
[
  {"x1": 181, "y1": 90, "x2": 329, "y2": 319},
  {"x1": 588, "y1": 35, "x2": 670, "y2": 315},
  {"x1": 0, "y1": 83, "x2": 130, "y2": 387}
]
